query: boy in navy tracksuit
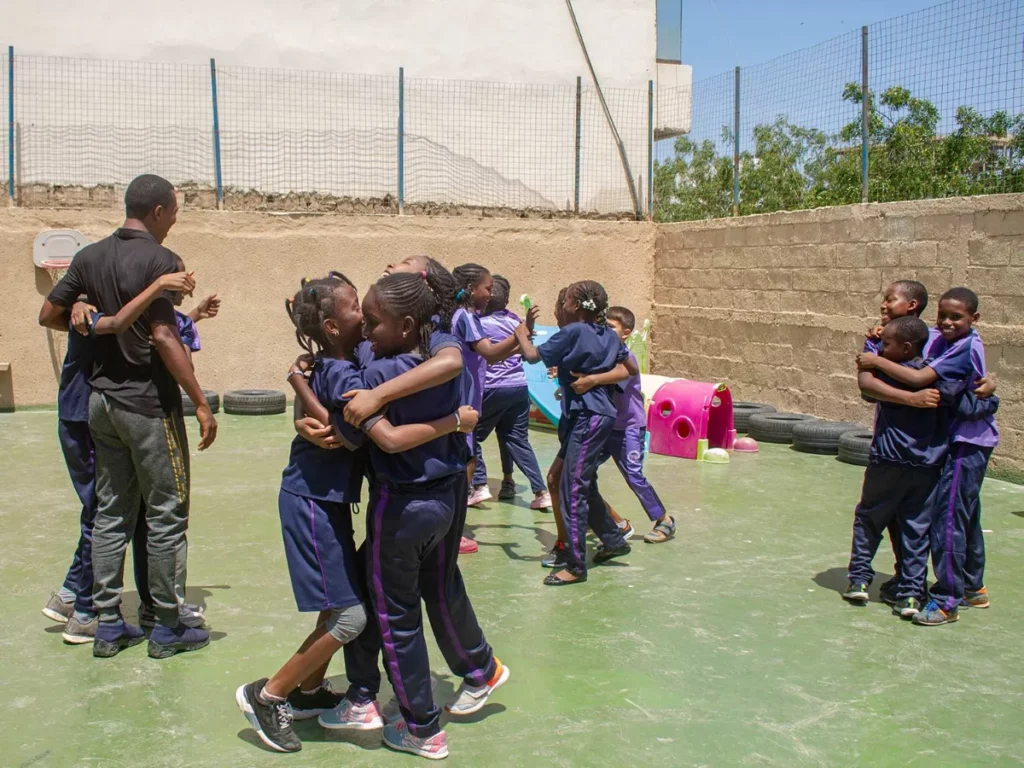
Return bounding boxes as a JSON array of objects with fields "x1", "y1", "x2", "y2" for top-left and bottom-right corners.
[{"x1": 847, "y1": 316, "x2": 975, "y2": 617}]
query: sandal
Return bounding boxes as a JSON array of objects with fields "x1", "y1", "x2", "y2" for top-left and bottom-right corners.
[
  {"x1": 543, "y1": 569, "x2": 587, "y2": 586},
  {"x1": 643, "y1": 516, "x2": 676, "y2": 544}
]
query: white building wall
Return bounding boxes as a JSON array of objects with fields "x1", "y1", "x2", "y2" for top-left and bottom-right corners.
[{"x1": 7, "y1": 0, "x2": 689, "y2": 212}]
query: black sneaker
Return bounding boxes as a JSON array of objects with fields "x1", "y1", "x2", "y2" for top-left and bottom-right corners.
[
  {"x1": 594, "y1": 543, "x2": 631, "y2": 563},
  {"x1": 288, "y1": 681, "x2": 344, "y2": 720},
  {"x1": 879, "y1": 579, "x2": 899, "y2": 606},
  {"x1": 541, "y1": 540, "x2": 569, "y2": 569},
  {"x1": 148, "y1": 623, "x2": 210, "y2": 659},
  {"x1": 236, "y1": 678, "x2": 301, "y2": 753},
  {"x1": 93, "y1": 619, "x2": 146, "y2": 658},
  {"x1": 842, "y1": 582, "x2": 870, "y2": 603},
  {"x1": 892, "y1": 597, "x2": 922, "y2": 619}
]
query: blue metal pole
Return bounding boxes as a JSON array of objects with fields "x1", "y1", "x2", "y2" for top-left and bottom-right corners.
[
  {"x1": 209, "y1": 58, "x2": 224, "y2": 209},
  {"x1": 861, "y1": 26, "x2": 869, "y2": 204},
  {"x1": 574, "y1": 76, "x2": 581, "y2": 214},
  {"x1": 647, "y1": 79, "x2": 654, "y2": 219},
  {"x1": 733, "y1": 66, "x2": 740, "y2": 216},
  {"x1": 398, "y1": 67, "x2": 405, "y2": 214},
  {"x1": 8, "y1": 46, "x2": 14, "y2": 205}
]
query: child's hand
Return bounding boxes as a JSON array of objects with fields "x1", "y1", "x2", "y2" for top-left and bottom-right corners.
[
  {"x1": 456, "y1": 406, "x2": 479, "y2": 433},
  {"x1": 547, "y1": 366, "x2": 558, "y2": 380},
  {"x1": 909, "y1": 389, "x2": 941, "y2": 409},
  {"x1": 974, "y1": 374, "x2": 997, "y2": 398},
  {"x1": 193, "y1": 293, "x2": 220, "y2": 321},
  {"x1": 514, "y1": 322, "x2": 530, "y2": 343},
  {"x1": 856, "y1": 353, "x2": 879, "y2": 371},
  {"x1": 70, "y1": 301, "x2": 97, "y2": 335},
  {"x1": 158, "y1": 271, "x2": 196, "y2": 297},
  {"x1": 525, "y1": 305, "x2": 540, "y2": 334},
  {"x1": 866, "y1": 324, "x2": 883, "y2": 340},
  {"x1": 342, "y1": 388, "x2": 384, "y2": 427},
  {"x1": 293, "y1": 354, "x2": 315, "y2": 373},
  {"x1": 295, "y1": 417, "x2": 341, "y2": 449},
  {"x1": 570, "y1": 372, "x2": 596, "y2": 395}
]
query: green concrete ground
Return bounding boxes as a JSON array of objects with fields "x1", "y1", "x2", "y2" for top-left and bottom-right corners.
[{"x1": 3, "y1": 410, "x2": 1024, "y2": 767}]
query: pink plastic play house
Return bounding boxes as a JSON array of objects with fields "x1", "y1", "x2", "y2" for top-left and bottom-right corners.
[{"x1": 647, "y1": 380, "x2": 737, "y2": 460}]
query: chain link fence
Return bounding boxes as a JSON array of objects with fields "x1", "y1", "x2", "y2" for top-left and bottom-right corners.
[{"x1": 655, "y1": 0, "x2": 1024, "y2": 221}]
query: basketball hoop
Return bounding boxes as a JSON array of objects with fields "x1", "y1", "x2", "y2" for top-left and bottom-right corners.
[{"x1": 40, "y1": 258, "x2": 72, "y2": 286}]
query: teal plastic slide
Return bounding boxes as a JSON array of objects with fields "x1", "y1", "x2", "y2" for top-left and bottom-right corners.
[{"x1": 523, "y1": 325, "x2": 562, "y2": 427}]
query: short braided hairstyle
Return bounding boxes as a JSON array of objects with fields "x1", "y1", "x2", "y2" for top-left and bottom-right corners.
[
  {"x1": 567, "y1": 280, "x2": 609, "y2": 325},
  {"x1": 373, "y1": 271, "x2": 439, "y2": 358},
  {"x1": 453, "y1": 263, "x2": 490, "y2": 308},
  {"x1": 487, "y1": 274, "x2": 511, "y2": 314},
  {"x1": 420, "y1": 256, "x2": 458, "y2": 332},
  {"x1": 285, "y1": 271, "x2": 356, "y2": 356}
]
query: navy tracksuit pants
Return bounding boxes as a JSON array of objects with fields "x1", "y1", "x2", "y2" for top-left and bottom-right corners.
[
  {"x1": 597, "y1": 427, "x2": 667, "y2": 522},
  {"x1": 472, "y1": 386, "x2": 545, "y2": 493},
  {"x1": 847, "y1": 462, "x2": 939, "y2": 600},
  {"x1": 559, "y1": 412, "x2": 627, "y2": 575},
  {"x1": 929, "y1": 443, "x2": 992, "y2": 612},
  {"x1": 58, "y1": 419, "x2": 150, "y2": 615}
]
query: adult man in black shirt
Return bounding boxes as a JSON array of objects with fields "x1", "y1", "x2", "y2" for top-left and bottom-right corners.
[{"x1": 40, "y1": 174, "x2": 217, "y2": 659}]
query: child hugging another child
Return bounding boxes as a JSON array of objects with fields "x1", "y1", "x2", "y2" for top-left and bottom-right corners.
[
  {"x1": 236, "y1": 272, "x2": 478, "y2": 754},
  {"x1": 516, "y1": 281, "x2": 636, "y2": 586},
  {"x1": 472, "y1": 274, "x2": 550, "y2": 510}
]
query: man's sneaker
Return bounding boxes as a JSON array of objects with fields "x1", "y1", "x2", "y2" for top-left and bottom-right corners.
[
  {"x1": 42, "y1": 593, "x2": 74, "y2": 623},
  {"x1": 965, "y1": 587, "x2": 990, "y2": 609},
  {"x1": 892, "y1": 597, "x2": 922, "y2": 618},
  {"x1": 467, "y1": 485, "x2": 492, "y2": 507},
  {"x1": 498, "y1": 479, "x2": 517, "y2": 500},
  {"x1": 617, "y1": 519, "x2": 635, "y2": 541},
  {"x1": 62, "y1": 615, "x2": 98, "y2": 645},
  {"x1": 139, "y1": 602, "x2": 205, "y2": 629},
  {"x1": 541, "y1": 540, "x2": 569, "y2": 569},
  {"x1": 530, "y1": 491, "x2": 552, "y2": 511},
  {"x1": 594, "y1": 543, "x2": 631, "y2": 563},
  {"x1": 459, "y1": 536, "x2": 478, "y2": 554},
  {"x1": 383, "y1": 721, "x2": 449, "y2": 760},
  {"x1": 235, "y1": 678, "x2": 301, "y2": 753},
  {"x1": 287, "y1": 681, "x2": 343, "y2": 720},
  {"x1": 879, "y1": 579, "x2": 899, "y2": 606},
  {"x1": 912, "y1": 600, "x2": 959, "y2": 626},
  {"x1": 842, "y1": 582, "x2": 870, "y2": 603},
  {"x1": 148, "y1": 623, "x2": 210, "y2": 659},
  {"x1": 319, "y1": 698, "x2": 384, "y2": 730},
  {"x1": 446, "y1": 659, "x2": 510, "y2": 716},
  {"x1": 93, "y1": 620, "x2": 146, "y2": 658}
]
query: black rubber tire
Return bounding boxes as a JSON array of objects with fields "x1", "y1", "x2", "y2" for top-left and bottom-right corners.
[
  {"x1": 747, "y1": 412, "x2": 817, "y2": 444},
  {"x1": 838, "y1": 429, "x2": 874, "y2": 467},
  {"x1": 792, "y1": 421, "x2": 865, "y2": 455},
  {"x1": 732, "y1": 402, "x2": 777, "y2": 433},
  {"x1": 181, "y1": 389, "x2": 220, "y2": 416},
  {"x1": 223, "y1": 389, "x2": 287, "y2": 416}
]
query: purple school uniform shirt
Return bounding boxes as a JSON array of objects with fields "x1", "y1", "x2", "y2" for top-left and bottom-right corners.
[
  {"x1": 452, "y1": 307, "x2": 488, "y2": 410},
  {"x1": 355, "y1": 330, "x2": 461, "y2": 371},
  {"x1": 925, "y1": 328, "x2": 999, "y2": 448},
  {"x1": 175, "y1": 310, "x2": 201, "y2": 352},
  {"x1": 613, "y1": 351, "x2": 645, "y2": 431},
  {"x1": 281, "y1": 357, "x2": 366, "y2": 503},
  {"x1": 481, "y1": 310, "x2": 526, "y2": 389},
  {"x1": 538, "y1": 322, "x2": 629, "y2": 419}
]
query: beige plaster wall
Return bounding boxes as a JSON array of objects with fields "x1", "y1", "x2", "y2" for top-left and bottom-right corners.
[
  {"x1": 0, "y1": 209, "x2": 654, "y2": 410},
  {"x1": 653, "y1": 194, "x2": 1024, "y2": 479}
]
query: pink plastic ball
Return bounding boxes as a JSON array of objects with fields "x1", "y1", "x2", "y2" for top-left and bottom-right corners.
[{"x1": 733, "y1": 437, "x2": 759, "y2": 453}]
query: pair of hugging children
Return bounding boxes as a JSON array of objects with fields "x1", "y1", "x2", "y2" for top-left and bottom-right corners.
[{"x1": 846, "y1": 280, "x2": 999, "y2": 627}]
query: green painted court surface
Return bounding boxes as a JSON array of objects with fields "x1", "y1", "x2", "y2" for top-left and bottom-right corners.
[{"x1": 3, "y1": 410, "x2": 1024, "y2": 767}]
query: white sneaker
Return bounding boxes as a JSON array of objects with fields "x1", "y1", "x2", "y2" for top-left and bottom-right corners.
[
  {"x1": 318, "y1": 698, "x2": 383, "y2": 730},
  {"x1": 445, "y1": 660, "x2": 510, "y2": 716},
  {"x1": 529, "y1": 491, "x2": 552, "y2": 510},
  {"x1": 467, "y1": 485, "x2": 493, "y2": 507}
]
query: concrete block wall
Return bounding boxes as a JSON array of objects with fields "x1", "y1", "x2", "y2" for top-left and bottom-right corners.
[{"x1": 653, "y1": 194, "x2": 1024, "y2": 480}]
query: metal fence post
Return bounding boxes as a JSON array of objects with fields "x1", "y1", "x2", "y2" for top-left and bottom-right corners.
[
  {"x1": 209, "y1": 58, "x2": 224, "y2": 210},
  {"x1": 398, "y1": 66, "x2": 405, "y2": 215},
  {"x1": 7, "y1": 46, "x2": 14, "y2": 206},
  {"x1": 861, "y1": 26, "x2": 869, "y2": 204},
  {"x1": 733, "y1": 66, "x2": 740, "y2": 217},
  {"x1": 647, "y1": 79, "x2": 654, "y2": 219},
  {"x1": 574, "y1": 76, "x2": 581, "y2": 215}
]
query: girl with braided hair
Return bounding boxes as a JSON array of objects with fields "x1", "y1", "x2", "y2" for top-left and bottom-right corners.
[
  {"x1": 236, "y1": 273, "x2": 478, "y2": 755},
  {"x1": 516, "y1": 280, "x2": 637, "y2": 586}
]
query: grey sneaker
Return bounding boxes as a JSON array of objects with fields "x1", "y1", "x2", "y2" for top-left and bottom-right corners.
[
  {"x1": 62, "y1": 615, "x2": 98, "y2": 645},
  {"x1": 498, "y1": 479, "x2": 517, "y2": 500},
  {"x1": 42, "y1": 593, "x2": 74, "y2": 623},
  {"x1": 139, "y1": 602, "x2": 206, "y2": 629}
]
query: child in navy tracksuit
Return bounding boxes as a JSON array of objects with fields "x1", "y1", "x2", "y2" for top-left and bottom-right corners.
[
  {"x1": 914, "y1": 288, "x2": 1000, "y2": 626},
  {"x1": 42, "y1": 271, "x2": 198, "y2": 644},
  {"x1": 516, "y1": 280, "x2": 634, "y2": 586},
  {"x1": 236, "y1": 273, "x2": 478, "y2": 755},
  {"x1": 851, "y1": 316, "x2": 985, "y2": 617},
  {"x1": 472, "y1": 275, "x2": 549, "y2": 509}
]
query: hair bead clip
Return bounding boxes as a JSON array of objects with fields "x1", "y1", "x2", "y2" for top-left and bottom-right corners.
[
  {"x1": 581, "y1": 298, "x2": 597, "y2": 311},
  {"x1": 456, "y1": 288, "x2": 467, "y2": 301},
  {"x1": 420, "y1": 270, "x2": 428, "y2": 279}
]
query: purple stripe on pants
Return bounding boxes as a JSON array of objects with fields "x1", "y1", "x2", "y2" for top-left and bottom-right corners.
[
  {"x1": 567, "y1": 415, "x2": 600, "y2": 565},
  {"x1": 942, "y1": 446, "x2": 964, "y2": 610},
  {"x1": 435, "y1": 543, "x2": 486, "y2": 685},
  {"x1": 370, "y1": 487, "x2": 412, "y2": 715}
]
